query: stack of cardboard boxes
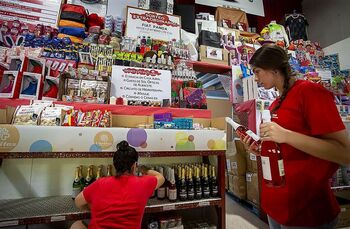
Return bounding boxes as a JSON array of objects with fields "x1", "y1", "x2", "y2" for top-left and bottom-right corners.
[{"x1": 226, "y1": 139, "x2": 260, "y2": 206}]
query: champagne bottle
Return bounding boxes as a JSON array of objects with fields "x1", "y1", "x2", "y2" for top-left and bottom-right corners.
[
  {"x1": 78, "y1": 165, "x2": 84, "y2": 189},
  {"x1": 84, "y1": 165, "x2": 95, "y2": 188},
  {"x1": 225, "y1": 117, "x2": 261, "y2": 152},
  {"x1": 194, "y1": 166, "x2": 202, "y2": 199},
  {"x1": 72, "y1": 167, "x2": 82, "y2": 199},
  {"x1": 179, "y1": 167, "x2": 187, "y2": 201},
  {"x1": 168, "y1": 168, "x2": 177, "y2": 202},
  {"x1": 186, "y1": 167, "x2": 195, "y2": 200},
  {"x1": 210, "y1": 166, "x2": 218, "y2": 197},
  {"x1": 260, "y1": 110, "x2": 286, "y2": 187},
  {"x1": 202, "y1": 166, "x2": 210, "y2": 198},
  {"x1": 107, "y1": 164, "x2": 113, "y2": 176},
  {"x1": 157, "y1": 167, "x2": 166, "y2": 200},
  {"x1": 96, "y1": 165, "x2": 103, "y2": 180}
]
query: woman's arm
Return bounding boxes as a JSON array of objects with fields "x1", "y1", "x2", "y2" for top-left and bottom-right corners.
[
  {"x1": 260, "y1": 122, "x2": 350, "y2": 165},
  {"x1": 75, "y1": 192, "x2": 90, "y2": 211}
]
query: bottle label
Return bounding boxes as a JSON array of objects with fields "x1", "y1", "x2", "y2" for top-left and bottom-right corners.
[
  {"x1": 157, "y1": 187, "x2": 166, "y2": 198},
  {"x1": 278, "y1": 159, "x2": 285, "y2": 176},
  {"x1": 261, "y1": 156, "x2": 272, "y2": 181},
  {"x1": 168, "y1": 189, "x2": 177, "y2": 200},
  {"x1": 246, "y1": 130, "x2": 260, "y2": 141}
]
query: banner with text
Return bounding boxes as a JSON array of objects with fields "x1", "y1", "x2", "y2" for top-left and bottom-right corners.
[
  {"x1": 125, "y1": 6, "x2": 181, "y2": 42},
  {"x1": 111, "y1": 66, "x2": 171, "y2": 103}
]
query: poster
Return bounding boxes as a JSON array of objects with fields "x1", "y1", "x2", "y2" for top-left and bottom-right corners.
[
  {"x1": 125, "y1": 7, "x2": 181, "y2": 42},
  {"x1": 111, "y1": 66, "x2": 171, "y2": 103}
]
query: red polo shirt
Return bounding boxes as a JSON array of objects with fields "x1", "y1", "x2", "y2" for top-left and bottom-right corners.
[
  {"x1": 83, "y1": 175, "x2": 157, "y2": 229},
  {"x1": 263, "y1": 80, "x2": 345, "y2": 226}
]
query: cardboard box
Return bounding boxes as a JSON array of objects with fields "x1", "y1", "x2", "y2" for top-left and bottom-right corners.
[
  {"x1": 112, "y1": 115, "x2": 151, "y2": 128},
  {"x1": 246, "y1": 172, "x2": 259, "y2": 206},
  {"x1": 246, "y1": 151, "x2": 258, "y2": 173},
  {"x1": 199, "y1": 45, "x2": 229, "y2": 66},
  {"x1": 0, "y1": 109, "x2": 6, "y2": 124},
  {"x1": 337, "y1": 197, "x2": 350, "y2": 228},
  {"x1": 228, "y1": 174, "x2": 234, "y2": 194},
  {"x1": 233, "y1": 175, "x2": 246, "y2": 199},
  {"x1": 225, "y1": 172, "x2": 229, "y2": 190}
]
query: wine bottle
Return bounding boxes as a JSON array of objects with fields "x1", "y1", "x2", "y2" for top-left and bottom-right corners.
[
  {"x1": 107, "y1": 164, "x2": 113, "y2": 176},
  {"x1": 209, "y1": 166, "x2": 218, "y2": 197},
  {"x1": 194, "y1": 167, "x2": 202, "y2": 199},
  {"x1": 186, "y1": 167, "x2": 195, "y2": 200},
  {"x1": 157, "y1": 167, "x2": 166, "y2": 200},
  {"x1": 225, "y1": 117, "x2": 261, "y2": 153},
  {"x1": 78, "y1": 165, "x2": 84, "y2": 189},
  {"x1": 260, "y1": 110, "x2": 286, "y2": 187},
  {"x1": 72, "y1": 167, "x2": 82, "y2": 199},
  {"x1": 202, "y1": 165, "x2": 210, "y2": 198},
  {"x1": 179, "y1": 167, "x2": 187, "y2": 201},
  {"x1": 168, "y1": 168, "x2": 177, "y2": 202},
  {"x1": 96, "y1": 165, "x2": 103, "y2": 180},
  {"x1": 84, "y1": 165, "x2": 95, "y2": 188}
]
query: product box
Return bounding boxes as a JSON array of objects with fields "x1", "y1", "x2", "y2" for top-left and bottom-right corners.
[
  {"x1": 199, "y1": 45, "x2": 229, "y2": 66},
  {"x1": 0, "y1": 71, "x2": 22, "y2": 98},
  {"x1": 233, "y1": 175, "x2": 247, "y2": 199},
  {"x1": 337, "y1": 197, "x2": 350, "y2": 228},
  {"x1": 42, "y1": 76, "x2": 60, "y2": 101},
  {"x1": 246, "y1": 151, "x2": 258, "y2": 173},
  {"x1": 246, "y1": 172, "x2": 259, "y2": 206},
  {"x1": 19, "y1": 72, "x2": 43, "y2": 100},
  {"x1": 228, "y1": 174, "x2": 234, "y2": 194}
]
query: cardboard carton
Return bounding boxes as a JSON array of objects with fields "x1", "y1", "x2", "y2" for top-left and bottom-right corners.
[
  {"x1": 199, "y1": 45, "x2": 229, "y2": 66},
  {"x1": 246, "y1": 172, "x2": 259, "y2": 206},
  {"x1": 232, "y1": 175, "x2": 246, "y2": 199},
  {"x1": 246, "y1": 151, "x2": 258, "y2": 173},
  {"x1": 337, "y1": 197, "x2": 350, "y2": 228}
]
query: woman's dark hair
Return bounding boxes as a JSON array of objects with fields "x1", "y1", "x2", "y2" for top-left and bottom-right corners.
[
  {"x1": 249, "y1": 44, "x2": 293, "y2": 113},
  {"x1": 113, "y1": 141, "x2": 138, "y2": 177}
]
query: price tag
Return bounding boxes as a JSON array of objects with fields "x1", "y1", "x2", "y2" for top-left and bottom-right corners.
[
  {"x1": 163, "y1": 205, "x2": 175, "y2": 211},
  {"x1": 198, "y1": 201, "x2": 210, "y2": 207},
  {"x1": 51, "y1": 216, "x2": 66, "y2": 222},
  {"x1": 0, "y1": 220, "x2": 19, "y2": 227}
]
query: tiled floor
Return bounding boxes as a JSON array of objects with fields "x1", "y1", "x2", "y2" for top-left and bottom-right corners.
[{"x1": 225, "y1": 194, "x2": 269, "y2": 229}]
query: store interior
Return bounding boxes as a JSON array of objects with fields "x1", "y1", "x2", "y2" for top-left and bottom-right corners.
[{"x1": 0, "y1": 0, "x2": 349, "y2": 228}]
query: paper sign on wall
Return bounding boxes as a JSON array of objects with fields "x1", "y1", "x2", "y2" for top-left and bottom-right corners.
[
  {"x1": 125, "y1": 7, "x2": 181, "y2": 41},
  {"x1": 111, "y1": 66, "x2": 171, "y2": 102}
]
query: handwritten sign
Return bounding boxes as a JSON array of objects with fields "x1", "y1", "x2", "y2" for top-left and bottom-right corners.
[
  {"x1": 111, "y1": 66, "x2": 171, "y2": 102},
  {"x1": 126, "y1": 7, "x2": 181, "y2": 41}
]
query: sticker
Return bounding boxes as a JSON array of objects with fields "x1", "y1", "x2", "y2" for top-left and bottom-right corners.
[
  {"x1": 246, "y1": 130, "x2": 260, "y2": 141},
  {"x1": 226, "y1": 159, "x2": 231, "y2": 171},
  {"x1": 278, "y1": 159, "x2": 285, "y2": 176},
  {"x1": 250, "y1": 153, "x2": 257, "y2": 161}
]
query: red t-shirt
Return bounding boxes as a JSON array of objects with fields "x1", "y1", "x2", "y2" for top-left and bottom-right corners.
[
  {"x1": 83, "y1": 175, "x2": 157, "y2": 229},
  {"x1": 263, "y1": 80, "x2": 345, "y2": 226}
]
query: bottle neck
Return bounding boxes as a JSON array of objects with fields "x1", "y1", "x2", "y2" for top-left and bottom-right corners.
[{"x1": 225, "y1": 117, "x2": 241, "y2": 130}]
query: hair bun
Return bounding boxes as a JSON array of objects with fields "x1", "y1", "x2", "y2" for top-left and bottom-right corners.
[{"x1": 117, "y1": 140, "x2": 129, "y2": 151}]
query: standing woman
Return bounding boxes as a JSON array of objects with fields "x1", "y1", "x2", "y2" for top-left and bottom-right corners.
[
  {"x1": 244, "y1": 44, "x2": 350, "y2": 229},
  {"x1": 72, "y1": 140, "x2": 165, "y2": 229}
]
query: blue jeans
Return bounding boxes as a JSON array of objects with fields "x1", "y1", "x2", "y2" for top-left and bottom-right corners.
[{"x1": 268, "y1": 216, "x2": 338, "y2": 229}]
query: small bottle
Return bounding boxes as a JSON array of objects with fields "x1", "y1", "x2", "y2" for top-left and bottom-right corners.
[
  {"x1": 202, "y1": 165, "x2": 210, "y2": 198},
  {"x1": 157, "y1": 167, "x2": 166, "y2": 200},
  {"x1": 186, "y1": 167, "x2": 195, "y2": 200},
  {"x1": 260, "y1": 110, "x2": 286, "y2": 187},
  {"x1": 225, "y1": 117, "x2": 261, "y2": 153},
  {"x1": 179, "y1": 167, "x2": 187, "y2": 201},
  {"x1": 209, "y1": 166, "x2": 219, "y2": 197},
  {"x1": 72, "y1": 167, "x2": 82, "y2": 199},
  {"x1": 194, "y1": 167, "x2": 202, "y2": 199},
  {"x1": 168, "y1": 168, "x2": 177, "y2": 202}
]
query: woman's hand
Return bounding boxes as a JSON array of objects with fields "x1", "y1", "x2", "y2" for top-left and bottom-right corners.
[
  {"x1": 240, "y1": 135, "x2": 260, "y2": 156},
  {"x1": 260, "y1": 122, "x2": 290, "y2": 143}
]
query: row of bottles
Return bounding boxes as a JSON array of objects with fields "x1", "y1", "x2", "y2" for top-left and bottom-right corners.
[
  {"x1": 72, "y1": 164, "x2": 114, "y2": 199},
  {"x1": 225, "y1": 110, "x2": 286, "y2": 188}
]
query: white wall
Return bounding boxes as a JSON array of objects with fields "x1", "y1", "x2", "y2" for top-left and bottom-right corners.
[
  {"x1": 323, "y1": 37, "x2": 350, "y2": 70},
  {"x1": 303, "y1": 0, "x2": 350, "y2": 47}
]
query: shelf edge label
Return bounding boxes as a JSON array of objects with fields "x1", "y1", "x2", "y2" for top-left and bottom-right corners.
[
  {"x1": 0, "y1": 220, "x2": 19, "y2": 227},
  {"x1": 51, "y1": 216, "x2": 66, "y2": 222}
]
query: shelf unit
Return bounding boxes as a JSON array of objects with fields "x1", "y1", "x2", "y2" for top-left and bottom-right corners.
[
  {"x1": 0, "y1": 150, "x2": 227, "y2": 228},
  {"x1": 331, "y1": 186, "x2": 350, "y2": 192}
]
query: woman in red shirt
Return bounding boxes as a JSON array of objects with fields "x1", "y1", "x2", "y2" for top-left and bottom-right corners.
[
  {"x1": 244, "y1": 44, "x2": 350, "y2": 228},
  {"x1": 71, "y1": 141, "x2": 165, "y2": 229}
]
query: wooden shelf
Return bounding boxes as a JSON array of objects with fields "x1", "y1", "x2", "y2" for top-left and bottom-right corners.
[
  {"x1": 191, "y1": 61, "x2": 231, "y2": 74},
  {"x1": 0, "y1": 196, "x2": 222, "y2": 227},
  {"x1": 0, "y1": 150, "x2": 225, "y2": 159}
]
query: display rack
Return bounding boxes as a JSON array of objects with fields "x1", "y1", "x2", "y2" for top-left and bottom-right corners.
[
  {"x1": 331, "y1": 186, "x2": 350, "y2": 192},
  {"x1": 0, "y1": 150, "x2": 226, "y2": 228},
  {"x1": 0, "y1": 196, "x2": 222, "y2": 227}
]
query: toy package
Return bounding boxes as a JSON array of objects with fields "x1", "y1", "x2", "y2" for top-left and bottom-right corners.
[
  {"x1": 12, "y1": 105, "x2": 45, "y2": 125},
  {"x1": 40, "y1": 107, "x2": 65, "y2": 126}
]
